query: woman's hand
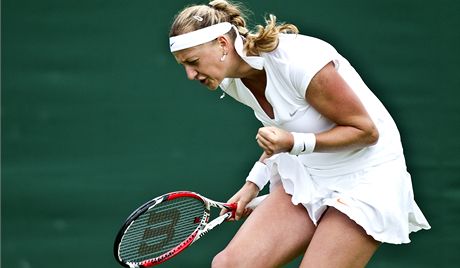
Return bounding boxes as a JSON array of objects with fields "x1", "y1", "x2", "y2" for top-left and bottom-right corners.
[
  {"x1": 255, "y1": 126, "x2": 294, "y2": 156},
  {"x1": 221, "y1": 181, "x2": 260, "y2": 220}
]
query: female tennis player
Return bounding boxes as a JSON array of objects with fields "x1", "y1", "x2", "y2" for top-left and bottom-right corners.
[{"x1": 169, "y1": 1, "x2": 430, "y2": 267}]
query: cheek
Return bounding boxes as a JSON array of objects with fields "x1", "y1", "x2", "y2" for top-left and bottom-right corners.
[{"x1": 208, "y1": 61, "x2": 227, "y2": 79}]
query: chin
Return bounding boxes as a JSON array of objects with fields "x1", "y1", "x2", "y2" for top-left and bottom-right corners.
[{"x1": 205, "y1": 80, "x2": 220, "y2": 90}]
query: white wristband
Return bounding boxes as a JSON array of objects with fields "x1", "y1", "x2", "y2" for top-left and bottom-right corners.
[
  {"x1": 290, "y1": 132, "x2": 316, "y2": 155},
  {"x1": 245, "y1": 161, "x2": 270, "y2": 190}
]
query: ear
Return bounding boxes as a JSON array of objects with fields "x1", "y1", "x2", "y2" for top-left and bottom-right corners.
[{"x1": 216, "y1": 35, "x2": 230, "y2": 49}]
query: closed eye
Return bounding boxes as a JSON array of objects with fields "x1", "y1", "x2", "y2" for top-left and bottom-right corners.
[{"x1": 186, "y1": 59, "x2": 199, "y2": 66}]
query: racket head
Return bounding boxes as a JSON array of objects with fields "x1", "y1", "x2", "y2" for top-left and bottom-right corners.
[{"x1": 113, "y1": 191, "x2": 212, "y2": 267}]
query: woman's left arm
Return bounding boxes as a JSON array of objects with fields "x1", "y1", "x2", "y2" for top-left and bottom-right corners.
[
  {"x1": 305, "y1": 61, "x2": 379, "y2": 152},
  {"x1": 256, "y1": 62, "x2": 379, "y2": 155}
]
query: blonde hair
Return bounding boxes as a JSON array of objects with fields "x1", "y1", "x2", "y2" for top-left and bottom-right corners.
[{"x1": 169, "y1": 0, "x2": 298, "y2": 56}]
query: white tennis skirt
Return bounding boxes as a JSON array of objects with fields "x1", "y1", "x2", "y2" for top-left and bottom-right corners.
[{"x1": 264, "y1": 153, "x2": 431, "y2": 244}]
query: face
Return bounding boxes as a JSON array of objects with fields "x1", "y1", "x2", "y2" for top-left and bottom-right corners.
[{"x1": 173, "y1": 40, "x2": 227, "y2": 90}]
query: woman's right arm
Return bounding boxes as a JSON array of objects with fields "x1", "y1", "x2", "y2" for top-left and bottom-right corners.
[{"x1": 222, "y1": 152, "x2": 268, "y2": 220}]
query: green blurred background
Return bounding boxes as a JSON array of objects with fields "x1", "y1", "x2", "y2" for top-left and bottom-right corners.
[{"x1": 2, "y1": 0, "x2": 459, "y2": 267}]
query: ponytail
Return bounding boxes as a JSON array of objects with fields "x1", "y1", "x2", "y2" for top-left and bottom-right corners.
[{"x1": 244, "y1": 14, "x2": 298, "y2": 56}]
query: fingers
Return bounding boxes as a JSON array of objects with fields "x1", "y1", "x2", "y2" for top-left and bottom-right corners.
[
  {"x1": 219, "y1": 207, "x2": 229, "y2": 217},
  {"x1": 219, "y1": 202, "x2": 234, "y2": 217},
  {"x1": 256, "y1": 126, "x2": 291, "y2": 155},
  {"x1": 219, "y1": 194, "x2": 239, "y2": 217},
  {"x1": 256, "y1": 126, "x2": 277, "y2": 142},
  {"x1": 256, "y1": 137, "x2": 272, "y2": 156},
  {"x1": 220, "y1": 207, "x2": 253, "y2": 221},
  {"x1": 222, "y1": 182, "x2": 260, "y2": 220},
  {"x1": 255, "y1": 127, "x2": 275, "y2": 155},
  {"x1": 232, "y1": 199, "x2": 256, "y2": 221},
  {"x1": 220, "y1": 198, "x2": 255, "y2": 221},
  {"x1": 234, "y1": 200, "x2": 247, "y2": 221}
]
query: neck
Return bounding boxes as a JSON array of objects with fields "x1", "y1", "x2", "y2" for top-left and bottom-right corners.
[
  {"x1": 238, "y1": 61, "x2": 266, "y2": 95},
  {"x1": 231, "y1": 57, "x2": 264, "y2": 80}
]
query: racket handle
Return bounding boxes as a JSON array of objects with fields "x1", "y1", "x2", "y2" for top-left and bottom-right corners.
[
  {"x1": 246, "y1": 195, "x2": 267, "y2": 209},
  {"x1": 227, "y1": 203, "x2": 238, "y2": 219}
]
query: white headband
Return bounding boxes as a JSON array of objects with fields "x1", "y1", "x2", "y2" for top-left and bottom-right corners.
[
  {"x1": 169, "y1": 22, "x2": 264, "y2": 70},
  {"x1": 169, "y1": 22, "x2": 232, "y2": 52}
]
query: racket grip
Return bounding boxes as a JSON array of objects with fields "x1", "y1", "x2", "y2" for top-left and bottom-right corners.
[
  {"x1": 246, "y1": 195, "x2": 267, "y2": 209},
  {"x1": 226, "y1": 195, "x2": 266, "y2": 220},
  {"x1": 227, "y1": 203, "x2": 238, "y2": 219}
]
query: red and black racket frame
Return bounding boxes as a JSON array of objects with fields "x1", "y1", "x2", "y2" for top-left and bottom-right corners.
[{"x1": 113, "y1": 191, "x2": 236, "y2": 268}]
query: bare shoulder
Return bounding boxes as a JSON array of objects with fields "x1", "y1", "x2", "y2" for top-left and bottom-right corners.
[
  {"x1": 306, "y1": 61, "x2": 340, "y2": 101},
  {"x1": 305, "y1": 61, "x2": 371, "y2": 125}
]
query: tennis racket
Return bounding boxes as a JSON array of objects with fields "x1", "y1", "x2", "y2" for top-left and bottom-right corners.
[{"x1": 113, "y1": 191, "x2": 266, "y2": 267}]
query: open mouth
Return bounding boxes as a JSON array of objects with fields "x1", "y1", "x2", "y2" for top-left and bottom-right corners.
[{"x1": 199, "y1": 78, "x2": 208, "y2": 85}]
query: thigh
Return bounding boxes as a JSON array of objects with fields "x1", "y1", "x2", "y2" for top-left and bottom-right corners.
[
  {"x1": 300, "y1": 207, "x2": 380, "y2": 268},
  {"x1": 219, "y1": 183, "x2": 316, "y2": 268}
]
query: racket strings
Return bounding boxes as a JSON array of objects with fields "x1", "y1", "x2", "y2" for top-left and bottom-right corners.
[{"x1": 119, "y1": 197, "x2": 205, "y2": 263}]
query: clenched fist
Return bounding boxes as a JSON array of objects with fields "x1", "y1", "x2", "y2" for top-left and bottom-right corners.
[{"x1": 255, "y1": 126, "x2": 294, "y2": 156}]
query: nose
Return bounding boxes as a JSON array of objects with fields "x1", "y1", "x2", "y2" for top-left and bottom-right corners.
[{"x1": 184, "y1": 66, "x2": 198, "y2": 80}]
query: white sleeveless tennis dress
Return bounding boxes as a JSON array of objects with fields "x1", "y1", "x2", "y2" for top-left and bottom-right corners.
[{"x1": 219, "y1": 34, "x2": 430, "y2": 244}]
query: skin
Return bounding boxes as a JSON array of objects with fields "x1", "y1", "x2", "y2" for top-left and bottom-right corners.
[{"x1": 173, "y1": 33, "x2": 380, "y2": 267}]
